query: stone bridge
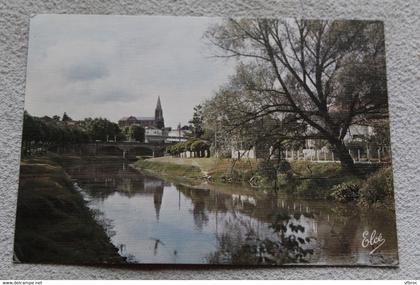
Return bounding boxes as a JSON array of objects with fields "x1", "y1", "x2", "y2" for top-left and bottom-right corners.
[{"x1": 85, "y1": 141, "x2": 176, "y2": 158}]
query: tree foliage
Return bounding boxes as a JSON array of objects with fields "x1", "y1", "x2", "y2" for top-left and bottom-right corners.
[
  {"x1": 21, "y1": 111, "x2": 89, "y2": 155},
  {"x1": 123, "y1": 124, "x2": 145, "y2": 142},
  {"x1": 21, "y1": 112, "x2": 126, "y2": 155},
  {"x1": 79, "y1": 117, "x2": 123, "y2": 142},
  {"x1": 188, "y1": 105, "x2": 205, "y2": 138},
  {"x1": 204, "y1": 19, "x2": 389, "y2": 171},
  {"x1": 166, "y1": 139, "x2": 210, "y2": 157}
]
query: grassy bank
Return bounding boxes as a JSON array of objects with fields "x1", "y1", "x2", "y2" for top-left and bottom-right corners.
[
  {"x1": 133, "y1": 156, "x2": 356, "y2": 189},
  {"x1": 134, "y1": 157, "x2": 395, "y2": 207},
  {"x1": 133, "y1": 157, "x2": 258, "y2": 181},
  {"x1": 280, "y1": 160, "x2": 362, "y2": 198},
  {"x1": 287, "y1": 161, "x2": 395, "y2": 208},
  {"x1": 134, "y1": 158, "x2": 202, "y2": 177},
  {"x1": 14, "y1": 155, "x2": 125, "y2": 264}
]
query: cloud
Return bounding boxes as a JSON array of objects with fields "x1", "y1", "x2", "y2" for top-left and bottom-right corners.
[
  {"x1": 24, "y1": 15, "x2": 236, "y2": 127},
  {"x1": 64, "y1": 60, "x2": 109, "y2": 81}
]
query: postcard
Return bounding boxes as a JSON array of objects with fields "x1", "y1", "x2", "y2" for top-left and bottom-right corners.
[{"x1": 14, "y1": 15, "x2": 398, "y2": 266}]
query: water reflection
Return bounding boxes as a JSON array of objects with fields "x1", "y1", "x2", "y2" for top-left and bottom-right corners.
[{"x1": 63, "y1": 159, "x2": 398, "y2": 265}]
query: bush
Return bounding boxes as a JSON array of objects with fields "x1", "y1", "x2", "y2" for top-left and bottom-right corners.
[
  {"x1": 330, "y1": 182, "x2": 360, "y2": 202},
  {"x1": 289, "y1": 161, "x2": 342, "y2": 177},
  {"x1": 277, "y1": 160, "x2": 291, "y2": 173},
  {"x1": 257, "y1": 160, "x2": 277, "y2": 181},
  {"x1": 277, "y1": 173, "x2": 290, "y2": 186},
  {"x1": 282, "y1": 161, "x2": 362, "y2": 199},
  {"x1": 359, "y1": 167, "x2": 394, "y2": 206},
  {"x1": 294, "y1": 178, "x2": 335, "y2": 198}
]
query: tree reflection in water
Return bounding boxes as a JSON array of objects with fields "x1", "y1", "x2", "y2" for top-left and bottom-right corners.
[
  {"x1": 64, "y1": 160, "x2": 165, "y2": 200},
  {"x1": 207, "y1": 211, "x2": 315, "y2": 265},
  {"x1": 173, "y1": 184, "x2": 317, "y2": 265},
  {"x1": 63, "y1": 158, "x2": 398, "y2": 265}
]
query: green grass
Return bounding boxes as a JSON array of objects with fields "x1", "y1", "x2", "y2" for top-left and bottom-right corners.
[
  {"x1": 14, "y1": 156, "x2": 124, "y2": 264},
  {"x1": 283, "y1": 161, "x2": 387, "y2": 199},
  {"x1": 134, "y1": 157, "x2": 259, "y2": 184},
  {"x1": 289, "y1": 161, "x2": 343, "y2": 177},
  {"x1": 133, "y1": 159, "x2": 202, "y2": 178},
  {"x1": 144, "y1": 156, "x2": 252, "y2": 173},
  {"x1": 283, "y1": 161, "x2": 362, "y2": 198}
]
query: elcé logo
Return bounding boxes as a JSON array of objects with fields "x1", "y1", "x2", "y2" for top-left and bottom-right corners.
[{"x1": 361, "y1": 230, "x2": 386, "y2": 254}]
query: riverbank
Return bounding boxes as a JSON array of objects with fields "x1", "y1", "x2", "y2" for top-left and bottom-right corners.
[
  {"x1": 133, "y1": 156, "x2": 395, "y2": 207},
  {"x1": 132, "y1": 156, "x2": 261, "y2": 190},
  {"x1": 14, "y1": 154, "x2": 125, "y2": 264}
]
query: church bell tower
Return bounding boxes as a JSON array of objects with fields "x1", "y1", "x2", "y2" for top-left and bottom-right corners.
[{"x1": 155, "y1": 96, "x2": 164, "y2": 129}]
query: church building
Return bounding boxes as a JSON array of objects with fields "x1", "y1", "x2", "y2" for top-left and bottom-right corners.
[{"x1": 118, "y1": 97, "x2": 164, "y2": 129}]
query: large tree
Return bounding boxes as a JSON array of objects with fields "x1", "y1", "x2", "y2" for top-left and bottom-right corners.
[
  {"x1": 21, "y1": 112, "x2": 89, "y2": 155},
  {"x1": 188, "y1": 104, "x2": 205, "y2": 138},
  {"x1": 123, "y1": 124, "x2": 145, "y2": 142},
  {"x1": 205, "y1": 19, "x2": 388, "y2": 171},
  {"x1": 80, "y1": 117, "x2": 123, "y2": 142}
]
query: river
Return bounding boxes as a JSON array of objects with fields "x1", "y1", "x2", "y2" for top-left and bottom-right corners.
[{"x1": 62, "y1": 157, "x2": 398, "y2": 266}]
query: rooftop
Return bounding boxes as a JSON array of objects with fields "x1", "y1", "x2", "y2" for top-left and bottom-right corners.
[{"x1": 119, "y1": 116, "x2": 155, "y2": 121}]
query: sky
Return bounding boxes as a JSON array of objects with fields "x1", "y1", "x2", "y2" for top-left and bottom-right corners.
[{"x1": 24, "y1": 14, "x2": 237, "y2": 128}]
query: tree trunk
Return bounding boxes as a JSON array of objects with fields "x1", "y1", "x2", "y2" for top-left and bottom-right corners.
[{"x1": 331, "y1": 140, "x2": 355, "y2": 172}]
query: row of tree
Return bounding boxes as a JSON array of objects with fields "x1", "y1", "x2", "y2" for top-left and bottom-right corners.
[
  {"x1": 21, "y1": 111, "x2": 146, "y2": 155},
  {"x1": 166, "y1": 139, "x2": 210, "y2": 158},
  {"x1": 22, "y1": 112, "x2": 89, "y2": 153}
]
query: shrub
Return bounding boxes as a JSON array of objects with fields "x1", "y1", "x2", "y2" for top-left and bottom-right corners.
[
  {"x1": 277, "y1": 173, "x2": 290, "y2": 186},
  {"x1": 359, "y1": 167, "x2": 394, "y2": 206},
  {"x1": 289, "y1": 161, "x2": 342, "y2": 177},
  {"x1": 294, "y1": 178, "x2": 335, "y2": 198},
  {"x1": 190, "y1": 140, "x2": 209, "y2": 157},
  {"x1": 227, "y1": 168, "x2": 254, "y2": 183},
  {"x1": 330, "y1": 182, "x2": 360, "y2": 202},
  {"x1": 277, "y1": 159, "x2": 291, "y2": 173},
  {"x1": 184, "y1": 139, "x2": 198, "y2": 152},
  {"x1": 257, "y1": 160, "x2": 277, "y2": 181}
]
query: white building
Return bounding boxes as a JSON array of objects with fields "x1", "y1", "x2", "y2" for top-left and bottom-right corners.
[
  {"x1": 344, "y1": 124, "x2": 374, "y2": 142},
  {"x1": 305, "y1": 123, "x2": 374, "y2": 149},
  {"x1": 145, "y1": 128, "x2": 164, "y2": 143},
  {"x1": 165, "y1": 128, "x2": 188, "y2": 143},
  {"x1": 144, "y1": 127, "x2": 188, "y2": 143}
]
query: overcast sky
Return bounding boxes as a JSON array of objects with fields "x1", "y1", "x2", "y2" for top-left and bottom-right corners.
[{"x1": 25, "y1": 14, "x2": 236, "y2": 127}]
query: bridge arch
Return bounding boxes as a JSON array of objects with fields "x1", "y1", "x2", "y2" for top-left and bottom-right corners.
[
  {"x1": 89, "y1": 142, "x2": 171, "y2": 158},
  {"x1": 96, "y1": 145, "x2": 124, "y2": 156},
  {"x1": 127, "y1": 146, "x2": 154, "y2": 157}
]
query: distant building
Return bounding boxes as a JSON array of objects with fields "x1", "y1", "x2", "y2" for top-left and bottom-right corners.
[
  {"x1": 143, "y1": 126, "x2": 188, "y2": 143},
  {"x1": 230, "y1": 119, "x2": 384, "y2": 161},
  {"x1": 343, "y1": 124, "x2": 374, "y2": 142},
  {"x1": 145, "y1": 128, "x2": 164, "y2": 143},
  {"x1": 118, "y1": 97, "x2": 164, "y2": 129},
  {"x1": 165, "y1": 126, "x2": 188, "y2": 143},
  {"x1": 304, "y1": 123, "x2": 375, "y2": 149}
]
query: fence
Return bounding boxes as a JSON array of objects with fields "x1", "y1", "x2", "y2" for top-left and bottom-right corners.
[
  {"x1": 178, "y1": 150, "x2": 210, "y2": 158},
  {"x1": 282, "y1": 146, "x2": 391, "y2": 163}
]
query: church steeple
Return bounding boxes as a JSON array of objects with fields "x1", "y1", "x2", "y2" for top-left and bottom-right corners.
[
  {"x1": 153, "y1": 186, "x2": 164, "y2": 222},
  {"x1": 156, "y1": 96, "x2": 162, "y2": 110},
  {"x1": 154, "y1": 96, "x2": 164, "y2": 129}
]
